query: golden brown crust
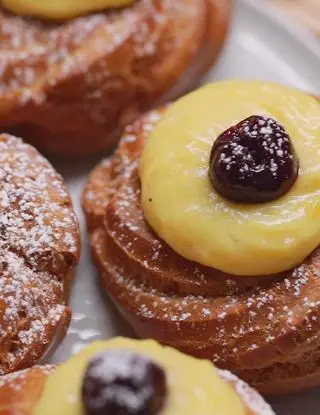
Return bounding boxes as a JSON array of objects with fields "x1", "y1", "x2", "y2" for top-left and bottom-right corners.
[
  {"x1": 0, "y1": 0, "x2": 232, "y2": 156},
  {"x1": 0, "y1": 365, "x2": 274, "y2": 415},
  {"x1": 0, "y1": 365, "x2": 55, "y2": 415},
  {"x1": 83, "y1": 99, "x2": 320, "y2": 395},
  {"x1": 0, "y1": 133, "x2": 81, "y2": 375}
]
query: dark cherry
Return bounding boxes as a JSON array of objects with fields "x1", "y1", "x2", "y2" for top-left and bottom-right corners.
[
  {"x1": 82, "y1": 349, "x2": 167, "y2": 415},
  {"x1": 209, "y1": 115, "x2": 299, "y2": 203}
]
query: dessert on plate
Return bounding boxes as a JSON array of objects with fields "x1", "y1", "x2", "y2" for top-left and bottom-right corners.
[
  {"x1": 0, "y1": 337, "x2": 275, "y2": 415},
  {"x1": 0, "y1": 0, "x2": 232, "y2": 156},
  {"x1": 0, "y1": 133, "x2": 80, "y2": 375},
  {"x1": 83, "y1": 80, "x2": 320, "y2": 394}
]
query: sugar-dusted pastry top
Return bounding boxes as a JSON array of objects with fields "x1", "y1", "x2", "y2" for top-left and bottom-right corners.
[
  {"x1": 34, "y1": 337, "x2": 246, "y2": 415},
  {"x1": 0, "y1": 133, "x2": 80, "y2": 375},
  {"x1": 82, "y1": 106, "x2": 320, "y2": 394},
  {"x1": 0, "y1": 0, "x2": 221, "y2": 156},
  {"x1": 1, "y1": 0, "x2": 133, "y2": 19},
  {"x1": 140, "y1": 80, "x2": 320, "y2": 276}
]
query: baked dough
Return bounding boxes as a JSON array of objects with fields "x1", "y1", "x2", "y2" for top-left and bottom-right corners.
[
  {"x1": 83, "y1": 101, "x2": 320, "y2": 394},
  {"x1": 0, "y1": 0, "x2": 232, "y2": 156},
  {"x1": 0, "y1": 339, "x2": 274, "y2": 415},
  {"x1": 0, "y1": 133, "x2": 80, "y2": 375}
]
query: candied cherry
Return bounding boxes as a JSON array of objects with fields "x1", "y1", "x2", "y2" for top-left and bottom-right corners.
[
  {"x1": 82, "y1": 349, "x2": 167, "y2": 415},
  {"x1": 209, "y1": 115, "x2": 299, "y2": 203}
]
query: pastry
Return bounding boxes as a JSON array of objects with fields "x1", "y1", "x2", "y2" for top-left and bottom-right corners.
[
  {"x1": 83, "y1": 80, "x2": 320, "y2": 394},
  {"x1": 0, "y1": 0, "x2": 232, "y2": 156},
  {"x1": 0, "y1": 337, "x2": 275, "y2": 415},
  {"x1": 0, "y1": 133, "x2": 80, "y2": 375}
]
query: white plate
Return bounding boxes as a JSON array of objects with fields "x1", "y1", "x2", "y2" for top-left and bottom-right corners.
[{"x1": 49, "y1": 1, "x2": 320, "y2": 414}]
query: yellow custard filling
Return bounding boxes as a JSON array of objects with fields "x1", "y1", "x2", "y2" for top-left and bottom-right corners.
[
  {"x1": 140, "y1": 81, "x2": 320, "y2": 276},
  {"x1": 1, "y1": 0, "x2": 133, "y2": 20},
  {"x1": 33, "y1": 337, "x2": 245, "y2": 415}
]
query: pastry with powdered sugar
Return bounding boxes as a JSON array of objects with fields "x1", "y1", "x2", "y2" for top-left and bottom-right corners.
[
  {"x1": 0, "y1": 337, "x2": 275, "y2": 415},
  {"x1": 83, "y1": 80, "x2": 320, "y2": 394},
  {"x1": 0, "y1": 133, "x2": 80, "y2": 375},
  {"x1": 0, "y1": 0, "x2": 232, "y2": 156}
]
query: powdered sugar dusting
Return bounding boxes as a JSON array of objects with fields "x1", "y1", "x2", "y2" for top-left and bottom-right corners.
[
  {"x1": 85, "y1": 107, "x2": 320, "y2": 391},
  {"x1": 0, "y1": 0, "x2": 201, "y2": 127},
  {"x1": 217, "y1": 116, "x2": 295, "y2": 180},
  {"x1": 220, "y1": 370, "x2": 275, "y2": 415},
  {"x1": 0, "y1": 134, "x2": 79, "y2": 374},
  {"x1": 84, "y1": 349, "x2": 160, "y2": 413},
  {"x1": 92, "y1": 350, "x2": 152, "y2": 385},
  {"x1": 0, "y1": 364, "x2": 54, "y2": 389}
]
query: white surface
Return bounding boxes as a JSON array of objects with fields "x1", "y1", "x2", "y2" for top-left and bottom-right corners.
[{"x1": 48, "y1": 1, "x2": 320, "y2": 414}]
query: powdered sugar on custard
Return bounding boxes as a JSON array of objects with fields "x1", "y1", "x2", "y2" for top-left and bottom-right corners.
[{"x1": 84, "y1": 108, "x2": 320, "y2": 389}]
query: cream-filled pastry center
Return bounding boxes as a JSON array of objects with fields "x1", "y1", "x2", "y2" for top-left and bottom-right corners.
[
  {"x1": 33, "y1": 338, "x2": 245, "y2": 415},
  {"x1": 140, "y1": 80, "x2": 320, "y2": 276}
]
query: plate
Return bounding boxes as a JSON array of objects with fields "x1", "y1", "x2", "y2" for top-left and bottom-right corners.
[{"x1": 49, "y1": 1, "x2": 320, "y2": 414}]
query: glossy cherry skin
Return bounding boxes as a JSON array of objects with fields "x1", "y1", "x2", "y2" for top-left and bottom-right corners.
[
  {"x1": 82, "y1": 350, "x2": 167, "y2": 415},
  {"x1": 209, "y1": 115, "x2": 299, "y2": 203}
]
